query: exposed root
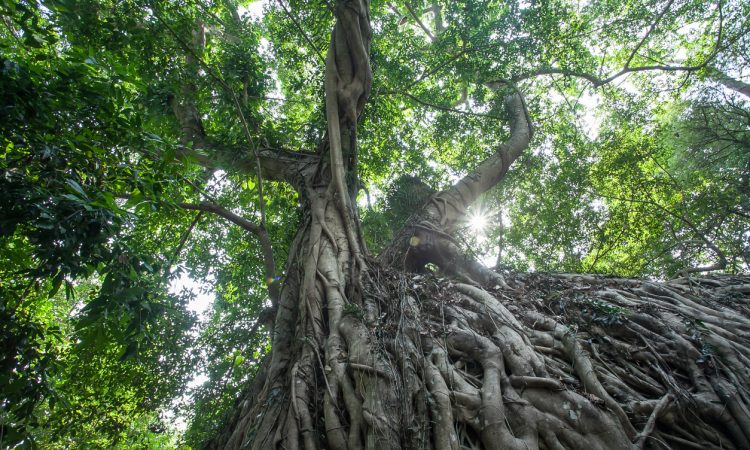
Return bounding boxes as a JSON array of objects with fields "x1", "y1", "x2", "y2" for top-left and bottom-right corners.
[
  {"x1": 634, "y1": 393, "x2": 672, "y2": 449},
  {"x1": 208, "y1": 270, "x2": 750, "y2": 450}
]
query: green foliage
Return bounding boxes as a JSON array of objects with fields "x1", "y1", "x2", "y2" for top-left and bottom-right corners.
[
  {"x1": 0, "y1": 0, "x2": 207, "y2": 447},
  {"x1": 0, "y1": 285, "x2": 66, "y2": 448},
  {"x1": 1, "y1": 0, "x2": 748, "y2": 447},
  {"x1": 363, "y1": 175, "x2": 436, "y2": 252},
  {"x1": 343, "y1": 302, "x2": 364, "y2": 320},
  {"x1": 490, "y1": 87, "x2": 750, "y2": 277}
]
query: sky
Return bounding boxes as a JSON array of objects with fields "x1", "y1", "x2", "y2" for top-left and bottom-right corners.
[
  {"x1": 169, "y1": 271, "x2": 214, "y2": 317},
  {"x1": 166, "y1": 272, "x2": 212, "y2": 431},
  {"x1": 240, "y1": 0, "x2": 267, "y2": 20}
]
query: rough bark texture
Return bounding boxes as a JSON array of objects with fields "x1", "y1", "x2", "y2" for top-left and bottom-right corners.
[
  {"x1": 208, "y1": 270, "x2": 750, "y2": 450},
  {"x1": 199, "y1": 3, "x2": 750, "y2": 449}
]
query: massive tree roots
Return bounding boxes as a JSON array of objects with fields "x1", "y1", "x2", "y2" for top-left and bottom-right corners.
[
  {"x1": 208, "y1": 269, "x2": 750, "y2": 450},
  {"x1": 201, "y1": 1, "x2": 750, "y2": 447}
]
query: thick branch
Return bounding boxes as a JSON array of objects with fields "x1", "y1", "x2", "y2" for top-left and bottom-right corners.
[
  {"x1": 379, "y1": 88, "x2": 532, "y2": 276},
  {"x1": 174, "y1": 144, "x2": 319, "y2": 189},
  {"x1": 170, "y1": 93, "x2": 208, "y2": 151},
  {"x1": 252, "y1": 147, "x2": 320, "y2": 187},
  {"x1": 179, "y1": 202, "x2": 280, "y2": 305},
  {"x1": 709, "y1": 68, "x2": 750, "y2": 99},
  {"x1": 433, "y1": 88, "x2": 533, "y2": 232},
  {"x1": 169, "y1": 21, "x2": 208, "y2": 150}
]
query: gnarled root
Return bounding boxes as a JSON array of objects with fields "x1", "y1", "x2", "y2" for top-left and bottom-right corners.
[{"x1": 209, "y1": 269, "x2": 750, "y2": 450}]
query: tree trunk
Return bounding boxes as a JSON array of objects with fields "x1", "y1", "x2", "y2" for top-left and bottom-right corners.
[{"x1": 202, "y1": 3, "x2": 750, "y2": 449}]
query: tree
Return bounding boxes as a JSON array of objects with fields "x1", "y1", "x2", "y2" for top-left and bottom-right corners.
[{"x1": 2, "y1": 0, "x2": 750, "y2": 449}]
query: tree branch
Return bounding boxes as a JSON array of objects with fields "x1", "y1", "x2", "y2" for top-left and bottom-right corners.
[
  {"x1": 178, "y1": 201, "x2": 280, "y2": 306},
  {"x1": 276, "y1": 0, "x2": 325, "y2": 62},
  {"x1": 403, "y1": 2, "x2": 435, "y2": 41},
  {"x1": 383, "y1": 90, "x2": 503, "y2": 119},
  {"x1": 159, "y1": 15, "x2": 319, "y2": 186},
  {"x1": 709, "y1": 68, "x2": 750, "y2": 99},
  {"x1": 492, "y1": 2, "x2": 724, "y2": 89},
  {"x1": 168, "y1": 19, "x2": 209, "y2": 151},
  {"x1": 170, "y1": 210, "x2": 204, "y2": 268},
  {"x1": 172, "y1": 143, "x2": 319, "y2": 189},
  {"x1": 432, "y1": 86, "x2": 533, "y2": 232},
  {"x1": 503, "y1": 56, "x2": 720, "y2": 88},
  {"x1": 625, "y1": 0, "x2": 675, "y2": 69}
]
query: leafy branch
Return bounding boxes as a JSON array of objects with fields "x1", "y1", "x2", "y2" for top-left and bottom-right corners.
[{"x1": 178, "y1": 201, "x2": 280, "y2": 305}]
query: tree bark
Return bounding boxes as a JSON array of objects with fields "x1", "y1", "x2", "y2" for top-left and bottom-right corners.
[
  {"x1": 202, "y1": 3, "x2": 750, "y2": 450},
  {"x1": 710, "y1": 68, "x2": 750, "y2": 99}
]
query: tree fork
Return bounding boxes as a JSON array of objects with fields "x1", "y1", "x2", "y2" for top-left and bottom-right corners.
[
  {"x1": 379, "y1": 87, "x2": 531, "y2": 282},
  {"x1": 203, "y1": 1, "x2": 750, "y2": 449}
]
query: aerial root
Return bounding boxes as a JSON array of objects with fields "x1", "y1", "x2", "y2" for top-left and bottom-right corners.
[{"x1": 424, "y1": 357, "x2": 460, "y2": 450}]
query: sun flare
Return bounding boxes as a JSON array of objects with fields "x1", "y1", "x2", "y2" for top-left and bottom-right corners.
[{"x1": 468, "y1": 212, "x2": 488, "y2": 234}]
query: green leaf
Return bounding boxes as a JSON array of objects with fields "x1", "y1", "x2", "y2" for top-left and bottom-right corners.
[
  {"x1": 120, "y1": 342, "x2": 139, "y2": 361},
  {"x1": 65, "y1": 181, "x2": 91, "y2": 203},
  {"x1": 49, "y1": 272, "x2": 64, "y2": 298}
]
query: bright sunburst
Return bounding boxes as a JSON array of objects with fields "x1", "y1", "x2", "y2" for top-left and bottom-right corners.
[{"x1": 468, "y1": 211, "x2": 488, "y2": 234}]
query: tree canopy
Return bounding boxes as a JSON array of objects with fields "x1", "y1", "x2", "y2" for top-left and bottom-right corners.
[{"x1": 1, "y1": 0, "x2": 749, "y2": 448}]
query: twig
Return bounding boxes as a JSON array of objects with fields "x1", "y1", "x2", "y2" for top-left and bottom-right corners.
[
  {"x1": 276, "y1": 0, "x2": 325, "y2": 62},
  {"x1": 383, "y1": 91, "x2": 503, "y2": 119},
  {"x1": 625, "y1": 0, "x2": 675, "y2": 69},
  {"x1": 167, "y1": 210, "x2": 204, "y2": 270}
]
